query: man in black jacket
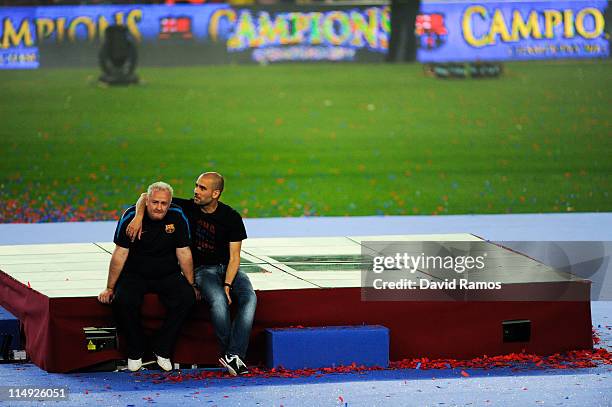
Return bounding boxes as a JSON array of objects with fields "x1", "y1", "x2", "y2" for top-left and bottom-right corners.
[{"x1": 98, "y1": 181, "x2": 197, "y2": 372}]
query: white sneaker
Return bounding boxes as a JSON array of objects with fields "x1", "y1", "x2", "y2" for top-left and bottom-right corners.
[
  {"x1": 127, "y1": 358, "x2": 142, "y2": 372},
  {"x1": 155, "y1": 354, "x2": 172, "y2": 372}
]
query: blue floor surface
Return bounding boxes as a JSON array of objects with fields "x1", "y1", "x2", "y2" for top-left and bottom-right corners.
[{"x1": 0, "y1": 301, "x2": 610, "y2": 407}]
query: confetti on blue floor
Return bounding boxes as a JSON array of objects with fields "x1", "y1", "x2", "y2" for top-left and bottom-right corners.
[{"x1": 0, "y1": 301, "x2": 610, "y2": 406}]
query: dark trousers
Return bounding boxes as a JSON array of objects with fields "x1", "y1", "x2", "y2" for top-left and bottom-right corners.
[{"x1": 113, "y1": 272, "x2": 195, "y2": 360}]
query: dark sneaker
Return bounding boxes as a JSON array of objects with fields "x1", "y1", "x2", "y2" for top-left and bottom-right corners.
[{"x1": 219, "y1": 354, "x2": 249, "y2": 376}]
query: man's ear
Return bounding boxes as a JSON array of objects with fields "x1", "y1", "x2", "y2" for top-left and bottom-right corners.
[{"x1": 212, "y1": 190, "x2": 221, "y2": 199}]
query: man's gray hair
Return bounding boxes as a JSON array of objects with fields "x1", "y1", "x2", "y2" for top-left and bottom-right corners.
[{"x1": 147, "y1": 181, "x2": 174, "y2": 197}]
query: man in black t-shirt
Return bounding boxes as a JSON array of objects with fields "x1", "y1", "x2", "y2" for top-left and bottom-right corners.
[
  {"x1": 98, "y1": 181, "x2": 197, "y2": 372},
  {"x1": 127, "y1": 172, "x2": 256, "y2": 376}
]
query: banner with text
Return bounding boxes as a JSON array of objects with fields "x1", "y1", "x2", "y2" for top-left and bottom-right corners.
[
  {"x1": 417, "y1": 0, "x2": 609, "y2": 62},
  {"x1": 0, "y1": 4, "x2": 389, "y2": 69}
]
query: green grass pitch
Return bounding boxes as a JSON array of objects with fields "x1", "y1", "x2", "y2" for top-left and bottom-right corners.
[{"x1": 0, "y1": 60, "x2": 610, "y2": 222}]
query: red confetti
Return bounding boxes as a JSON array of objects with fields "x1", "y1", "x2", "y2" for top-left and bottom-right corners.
[
  {"x1": 137, "y1": 327, "x2": 612, "y2": 385},
  {"x1": 593, "y1": 328, "x2": 601, "y2": 344}
]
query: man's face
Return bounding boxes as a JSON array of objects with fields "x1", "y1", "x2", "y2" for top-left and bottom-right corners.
[
  {"x1": 193, "y1": 175, "x2": 218, "y2": 206},
  {"x1": 146, "y1": 189, "x2": 171, "y2": 220}
]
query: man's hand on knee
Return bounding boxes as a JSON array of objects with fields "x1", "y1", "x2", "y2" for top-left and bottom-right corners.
[
  {"x1": 98, "y1": 288, "x2": 114, "y2": 304},
  {"x1": 224, "y1": 286, "x2": 232, "y2": 305}
]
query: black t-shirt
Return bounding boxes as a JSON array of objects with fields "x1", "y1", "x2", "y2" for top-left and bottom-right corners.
[
  {"x1": 173, "y1": 197, "x2": 247, "y2": 267},
  {"x1": 114, "y1": 204, "x2": 191, "y2": 279}
]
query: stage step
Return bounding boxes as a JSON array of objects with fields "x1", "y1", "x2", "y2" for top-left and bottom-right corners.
[
  {"x1": 0, "y1": 306, "x2": 22, "y2": 361},
  {"x1": 266, "y1": 325, "x2": 389, "y2": 369}
]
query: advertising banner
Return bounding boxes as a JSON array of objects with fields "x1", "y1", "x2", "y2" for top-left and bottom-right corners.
[
  {"x1": 417, "y1": 0, "x2": 609, "y2": 62},
  {"x1": 213, "y1": 5, "x2": 389, "y2": 64},
  {"x1": 0, "y1": 4, "x2": 390, "y2": 69},
  {"x1": 1, "y1": 1, "x2": 607, "y2": 68}
]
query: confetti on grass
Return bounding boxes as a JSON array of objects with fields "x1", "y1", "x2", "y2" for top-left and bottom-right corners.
[{"x1": 1, "y1": 199, "x2": 121, "y2": 223}]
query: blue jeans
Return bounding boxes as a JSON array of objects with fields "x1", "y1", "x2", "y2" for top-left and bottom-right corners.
[{"x1": 195, "y1": 265, "x2": 257, "y2": 359}]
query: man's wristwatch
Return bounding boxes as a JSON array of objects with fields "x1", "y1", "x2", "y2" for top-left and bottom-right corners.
[{"x1": 223, "y1": 282, "x2": 233, "y2": 289}]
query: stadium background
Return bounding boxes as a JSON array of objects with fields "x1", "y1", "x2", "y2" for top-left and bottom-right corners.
[{"x1": 0, "y1": 0, "x2": 610, "y2": 223}]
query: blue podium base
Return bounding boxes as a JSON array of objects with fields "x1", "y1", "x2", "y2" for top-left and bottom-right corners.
[{"x1": 266, "y1": 325, "x2": 389, "y2": 370}]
